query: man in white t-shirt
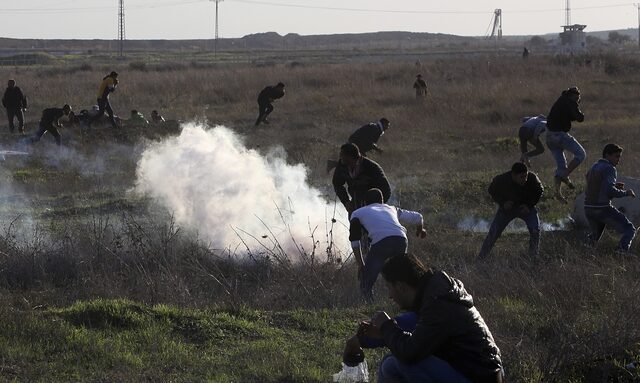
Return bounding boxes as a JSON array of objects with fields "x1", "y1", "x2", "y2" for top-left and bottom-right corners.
[{"x1": 350, "y1": 188, "x2": 427, "y2": 301}]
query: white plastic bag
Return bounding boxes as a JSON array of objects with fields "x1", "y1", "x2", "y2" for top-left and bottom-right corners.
[{"x1": 332, "y1": 360, "x2": 369, "y2": 383}]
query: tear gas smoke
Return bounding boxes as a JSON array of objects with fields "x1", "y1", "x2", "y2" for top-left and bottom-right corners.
[
  {"x1": 457, "y1": 215, "x2": 574, "y2": 232},
  {"x1": 134, "y1": 123, "x2": 349, "y2": 259}
]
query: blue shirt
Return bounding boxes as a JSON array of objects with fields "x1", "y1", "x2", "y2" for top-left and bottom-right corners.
[{"x1": 584, "y1": 158, "x2": 627, "y2": 207}]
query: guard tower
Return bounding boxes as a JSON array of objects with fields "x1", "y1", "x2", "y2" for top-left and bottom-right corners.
[{"x1": 559, "y1": 0, "x2": 587, "y2": 54}]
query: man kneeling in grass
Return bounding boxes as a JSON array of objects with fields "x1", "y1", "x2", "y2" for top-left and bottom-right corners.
[{"x1": 355, "y1": 253, "x2": 504, "y2": 383}]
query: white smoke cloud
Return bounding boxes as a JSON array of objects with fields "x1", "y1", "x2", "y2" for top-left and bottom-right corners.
[
  {"x1": 457, "y1": 215, "x2": 574, "y2": 232},
  {"x1": 133, "y1": 123, "x2": 349, "y2": 260}
]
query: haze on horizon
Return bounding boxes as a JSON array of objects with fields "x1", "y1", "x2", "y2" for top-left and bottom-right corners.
[{"x1": 0, "y1": 0, "x2": 637, "y2": 40}]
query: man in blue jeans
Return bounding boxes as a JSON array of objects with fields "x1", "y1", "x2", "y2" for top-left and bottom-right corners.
[
  {"x1": 546, "y1": 86, "x2": 586, "y2": 202},
  {"x1": 349, "y1": 188, "x2": 426, "y2": 301},
  {"x1": 478, "y1": 162, "x2": 543, "y2": 260},
  {"x1": 366, "y1": 254, "x2": 504, "y2": 383},
  {"x1": 584, "y1": 143, "x2": 636, "y2": 252}
]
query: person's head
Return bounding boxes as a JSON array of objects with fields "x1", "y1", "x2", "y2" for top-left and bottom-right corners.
[
  {"x1": 381, "y1": 254, "x2": 428, "y2": 309},
  {"x1": 365, "y1": 188, "x2": 384, "y2": 205},
  {"x1": 602, "y1": 143, "x2": 623, "y2": 166},
  {"x1": 511, "y1": 162, "x2": 529, "y2": 186},
  {"x1": 7, "y1": 79, "x2": 15, "y2": 88},
  {"x1": 379, "y1": 118, "x2": 390, "y2": 131},
  {"x1": 565, "y1": 86, "x2": 580, "y2": 102},
  {"x1": 339, "y1": 143, "x2": 360, "y2": 167},
  {"x1": 110, "y1": 71, "x2": 118, "y2": 78},
  {"x1": 131, "y1": 109, "x2": 138, "y2": 115},
  {"x1": 62, "y1": 104, "x2": 72, "y2": 115},
  {"x1": 416, "y1": 74, "x2": 422, "y2": 78},
  {"x1": 276, "y1": 82, "x2": 285, "y2": 88}
]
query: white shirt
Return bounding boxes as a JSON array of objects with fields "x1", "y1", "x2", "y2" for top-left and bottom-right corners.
[{"x1": 349, "y1": 203, "x2": 423, "y2": 248}]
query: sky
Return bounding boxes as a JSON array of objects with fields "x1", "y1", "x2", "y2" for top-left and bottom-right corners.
[{"x1": 0, "y1": 0, "x2": 638, "y2": 40}]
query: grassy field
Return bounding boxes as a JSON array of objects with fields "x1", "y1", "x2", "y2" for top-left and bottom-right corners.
[{"x1": 1, "y1": 53, "x2": 640, "y2": 382}]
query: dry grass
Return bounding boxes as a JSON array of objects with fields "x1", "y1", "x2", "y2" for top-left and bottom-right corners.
[{"x1": 1, "y1": 53, "x2": 640, "y2": 381}]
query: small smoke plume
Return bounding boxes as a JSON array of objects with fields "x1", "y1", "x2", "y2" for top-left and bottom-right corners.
[
  {"x1": 457, "y1": 215, "x2": 574, "y2": 233},
  {"x1": 134, "y1": 123, "x2": 348, "y2": 259}
]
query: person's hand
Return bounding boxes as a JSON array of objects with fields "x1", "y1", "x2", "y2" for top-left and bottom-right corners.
[
  {"x1": 342, "y1": 335, "x2": 364, "y2": 367},
  {"x1": 518, "y1": 205, "x2": 530, "y2": 215},
  {"x1": 416, "y1": 226, "x2": 427, "y2": 238},
  {"x1": 371, "y1": 311, "x2": 391, "y2": 329},
  {"x1": 627, "y1": 189, "x2": 636, "y2": 198},
  {"x1": 344, "y1": 335, "x2": 361, "y2": 355},
  {"x1": 503, "y1": 201, "x2": 514, "y2": 210}
]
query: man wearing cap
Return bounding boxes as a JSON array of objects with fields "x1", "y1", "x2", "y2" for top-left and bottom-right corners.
[
  {"x1": 29, "y1": 104, "x2": 72, "y2": 146},
  {"x1": 519, "y1": 114, "x2": 547, "y2": 166},
  {"x1": 546, "y1": 86, "x2": 586, "y2": 202},
  {"x1": 255, "y1": 82, "x2": 285, "y2": 126},
  {"x1": 87, "y1": 71, "x2": 119, "y2": 128},
  {"x1": 413, "y1": 74, "x2": 427, "y2": 99},
  {"x1": 348, "y1": 118, "x2": 390, "y2": 156},
  {"x1": 2, "y1": 79, "x2": 28, "y2": 134}
]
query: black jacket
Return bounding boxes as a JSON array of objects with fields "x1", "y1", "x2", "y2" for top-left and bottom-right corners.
[
  {"x1": 332, "y1": 157, "x2": 391, "y2": 208},
  {"x1": 40, "y1": 108, "x2": 65, "y2": 126},
  {"x1": 348, "y1": 123, "x2": 384, "y2": 154},
  {"x1": 2, "y1": 86, "x2": 27, "y2": 109},
  {"x1": 488, "y1": 171, "x2": 543, "y2": 208},
  {"x1": 381, "y1": 270, "x2": 503, "y2": 383},
  {"x1": 546, "y1": 92, "x2": 584, "y2": 132},
  {"x1": 257, "y1": 86, "x2": 285, "y2": 103}
]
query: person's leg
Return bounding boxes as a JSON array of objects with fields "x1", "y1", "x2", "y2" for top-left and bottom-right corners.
[
  {"x1": 7, "y1": 108, "x2": 15, "y2": 133},
  {"x1": 546, "y1": 132, "x2": 568, "y2": 178},
  {"x1": 360, "y1": 236, "x2": 407, "y2": 301},
  {"x1": 255, "y1": 100, "x2": 267, "y2": 125},
  {"x1": 262, "y1": 103, "x2": 274, "y2": 123},
  {"x1": 16, "y1": 108, "x2": 25, "y2": 133},
  {"x1": 522, "y1": 207, "x2": 541, "y2": 257},
  {"x1": 585, "y1": 208, "x2": 606, "y2": 246},
  {"x1": 29, "y1": 124, "x2": 47, "y2": 144},
  {"x1": 378, "y1": 355, "x2": 472, "y2": 383},
  {"x1": 526, "y1": 137, "x2": 545, "y2": 158},
  {"x1": 561, "y1": 133, "x2": 586, "y2": 180},
  {"x1": 600, "y1": 206, "x2": 636, "y2": 251},
  {"x1": 49, "y1": 127, "x2": 61, "y2": 146},
  {"x1": 478, "y1": 208, "x2": 513, "y2": 260},
  {"x1": 104, "y1": 100, "x2": 117, "y2": 128},
  {"x1": 518, "y1": 127, "x2": 529, "y2": 159}
]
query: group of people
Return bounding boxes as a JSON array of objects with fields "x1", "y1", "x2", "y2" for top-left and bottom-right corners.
[
  {"x1": 487, "y1": 86, "x2": 637, "y2": 260},
  {"x1": 2, "y1": 72, "x2": 166, "y2": 146},
  {"x1": 332, "y1": 85, "x2": 637, "y2": 382}
]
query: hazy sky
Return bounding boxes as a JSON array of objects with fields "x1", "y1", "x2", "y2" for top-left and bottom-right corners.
[{"x1": 1, "y1": 0, "x2": 637, "y2": 40}]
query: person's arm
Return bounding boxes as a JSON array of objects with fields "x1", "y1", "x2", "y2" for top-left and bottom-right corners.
[
  {"x1": 571, "y1": 101, "x2": 584, "y2": 122},
  {"x1": 488, "y1": 176, "x2": 506, "y2": 207},
  {"x1": 332, "y1": 169, "x2": 352, "y2": 210},
  {"x1": 349, "y1": 217, "x2": 365, "y2": 270},
  {"x1": 397, "y1": 208, "x2": 426, "y2": 238},
  {"x1": 526, "y1": 174, "x2": 544, "y2": 207},
  {"x1": 605, "y1": 167, "x2": 628, "y2": 199},
  {"x1": 376, "y1": 303, "x2": 451, "y2": 364}
]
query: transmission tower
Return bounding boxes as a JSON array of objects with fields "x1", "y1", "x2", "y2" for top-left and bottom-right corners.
[
  {"x1": 118, "y1": 0, "x2": 125, "y2": 57},
  {"x1": 211, "y1": 0, "x2": 223, "y2": 57},
  {"x1": 490, "y1": 9, "x2": 502, "y2": 40}
]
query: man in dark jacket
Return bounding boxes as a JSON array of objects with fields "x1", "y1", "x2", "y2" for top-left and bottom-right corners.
[
  {"x1": 584, "y1": 144, "x2": 636, "y2": 252},
  {"x1": 546, "y1": 86, "x2": 586, "y2": 202},
  {"x1": 413, "y1": 74, "x2": 427, "y2": 99},
  {"x1": 2, "y1": 79, "x2": 28, "y2": 133},
  {"x1": 477, "y1": 162, "x2": 543, "y2": 260},
  {"x1": 332, "y1": 143, "x2": 391, "y2": 215},
  {"x1": 29, "y1": 104, "x2": 71, "y2": 146},
  {"x1": 365, "y1": 254, "x2": 503, "y2": 383},
  {"x1": 255, "y1": 82, "x2": 285, "y2": 126},
  {"x1": 348, "y1": 118, "x2": 390, "y2": 156}
]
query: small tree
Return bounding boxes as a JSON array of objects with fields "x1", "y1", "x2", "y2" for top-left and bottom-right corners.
[
  {"x1": 608, "y1": 31, "x2": 631, "y2": 44},
  {"x1": 529, "y1": 36, "x2": 547, "y2": 47}
]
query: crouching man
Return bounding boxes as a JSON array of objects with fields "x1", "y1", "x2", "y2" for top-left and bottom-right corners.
[{"x1": 363, "y1": 254, "x2": 504, "y2": 382}]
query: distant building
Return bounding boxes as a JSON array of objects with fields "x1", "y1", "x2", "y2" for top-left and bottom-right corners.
[{"x1": 558, "y1": 24, "x2": 587, "y2": 54}]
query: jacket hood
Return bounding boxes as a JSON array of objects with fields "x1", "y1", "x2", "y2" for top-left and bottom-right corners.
[{"x1": 424, "y1": 271, "x2": 474, "y2": 309}]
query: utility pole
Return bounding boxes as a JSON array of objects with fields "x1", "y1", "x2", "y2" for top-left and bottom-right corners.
[
  {"x1": 118, "y1": 0, "x2": 125, "y2": 58},
  {"x1": 211, "y1": 0, "x2": 223, "y2": 58},
  {"x1": 636, "y1": 3, "x2": 640, "y2": 49},
  {"x1": 565, "y1": 0, "x2": 571, "y2": 26}
]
